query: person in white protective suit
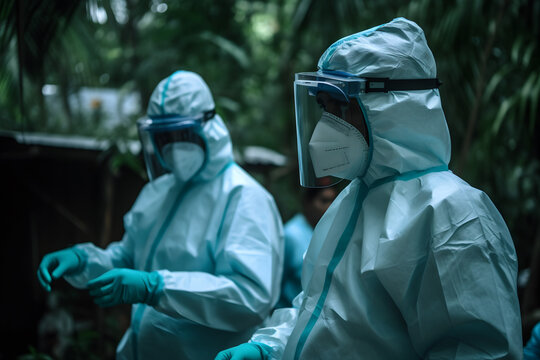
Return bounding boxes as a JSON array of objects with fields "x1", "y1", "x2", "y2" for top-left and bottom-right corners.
[
  {"x1": 37, "y1": 70, "x2": 284, "y2": 360},
  {"x1": 215, "y1": 17, "x2": 522, "y2": 360}
]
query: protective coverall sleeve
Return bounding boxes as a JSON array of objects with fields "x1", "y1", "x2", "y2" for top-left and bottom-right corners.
[
  {"x1": 247, "y1": 291, "x2": 303, "y2": 360},
  {"x1": 379, "y1": 198, "x2": 522, "y2": 358},
  {"x1": 63, "y1": 233, "x2": 136, "y2": 289},
  {"x1": 152, "y1": 186, "x2": 283, "y2": 332}
]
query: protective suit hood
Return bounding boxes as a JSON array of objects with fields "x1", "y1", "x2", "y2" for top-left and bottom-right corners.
[
  {"x1": 146, "y1": 70, "x2": 234, "y2": 184},
  {"x1": 318, "y1": 17, "x2": 451, "y2": 186}
]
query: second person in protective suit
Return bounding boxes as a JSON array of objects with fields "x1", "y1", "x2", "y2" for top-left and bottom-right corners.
[
  {"x1": 216, "y1": 17, "x2": 522, "y2": 360},
  {"x1": 37, "y1": 70, "x2": 284, "y2": 360}
]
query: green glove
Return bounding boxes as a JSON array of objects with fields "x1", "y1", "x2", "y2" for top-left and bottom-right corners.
[
  {"x1": 214, "y1": 343, "x2": 270, "y2": 360},
  {"x1": 87, "y1": 269, "x2": 163, "y2": 307},
  {"x1": 37, "y1": 248, "x2": 86, "y2": 292}
]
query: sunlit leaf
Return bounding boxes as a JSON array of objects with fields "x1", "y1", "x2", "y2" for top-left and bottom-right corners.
[
  {"x1": 519, "y1": 72, "x2": 538, "y2": 121},
  {"x1": 492, "y1": 97, "x2": 515, "y2": 134},
  {"x1": 216, "y1": 96, "x2": 241, "y2": 113},
  {"x1": 199, "y1": 31, "x2": 250, "y2": 68},
  {"x1": 529, "y1": 73, "x2": 540, "y2": 132},
  {"x1": 482, "y1": 65, "x2": 511, "y2": 103},
  {"x1": 523, "y1": 42, "x2": 536, "y2": 67},
  {"x1": 511, "y1": 35, "x2": 523, "y2": 64}
]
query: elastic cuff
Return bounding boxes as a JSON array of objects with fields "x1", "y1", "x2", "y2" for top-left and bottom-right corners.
[
  {"x1": 145, "y1": 271, "x2": 164, "y2": 306},
  {"x1": 251, "y1": 342, "x2": 271, "y2": 360},
  {"x1": 70, "y1": 246, "x2": 88, "y2": 274}
]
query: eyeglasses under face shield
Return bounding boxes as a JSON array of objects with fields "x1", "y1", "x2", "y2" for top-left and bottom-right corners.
[
  {"x1": 137, "y1": 110, "x2": 214, "y2": 181},
  {"x1": 294, "y1": 71, "x2": 441, "y2": 188}
]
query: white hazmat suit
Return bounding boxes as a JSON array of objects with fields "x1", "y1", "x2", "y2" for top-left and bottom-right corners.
[
  {"x1": 64, "y1": 71, "x2": 284, "y2": 359},
  {"x1": 242, "y1": 17, "x2": 521, "y2": 359}
]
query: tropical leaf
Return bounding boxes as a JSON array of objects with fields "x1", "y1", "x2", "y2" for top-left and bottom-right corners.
[
  {"x1": 492, "y1": 96, "x2": 516, "y2": 134},
  {"x1": 529, "y1": 73, "x2": 540, "y2": 132},
  {"x1": 482, "y1": 65, "x2": 512, "y2": 103},
  {"x1": 199, "y1": 31, "x2": 250, "y2": 68}
]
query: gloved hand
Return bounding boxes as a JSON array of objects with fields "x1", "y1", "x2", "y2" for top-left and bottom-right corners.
[
  {"x1": 87, "y1": 269, "x2": 162, "y2": 307},
  {"x1": 37, "y1": 248, "x2": 85, "y2": 292},
  {"x1": 214, "y1": 343, "x2": 269, "y2": 360}
]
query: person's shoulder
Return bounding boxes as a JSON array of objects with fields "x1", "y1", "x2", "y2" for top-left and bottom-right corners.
[
  {"x1": 135, "y1": 174, "x2": 177, "y2": 201},
  {"x1": 533, "y1": 322, "x2": 540, "y2": 337},
  {"x1": 214, "y1": 163, "x2": 277, "y2": 202},
  {"x1": 409, "y1": 171, "x2": 499, "y2": 221},
  {"x1": 427, "y1": 171, "x2": 488, "y2": 206},
  {"x1": 284, "y1": 214, "x2": 311, "y2": 241},
  {"x1": 428, "y1": 172, "x2": 512, "y2": 247},
  {"x1": 284, "y1": 214, "x2": 308, "y2": 231},
  {"x1": 223, "y1": 163, "x2": 269, "y2": 189},
  {"x1": 285, "y1": 213, "x2": 306, "y2": 225}
]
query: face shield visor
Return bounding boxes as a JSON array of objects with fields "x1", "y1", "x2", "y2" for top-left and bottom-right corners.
[
  {"x1": 294, "y1": 71, "x2": 442, "y2": 188},
  {"x1": 137, "y1": 110, "x2": 214, "y2": 181},
  {"x1": 294, "y1": 72, "x2": 369, "y2": 188}
]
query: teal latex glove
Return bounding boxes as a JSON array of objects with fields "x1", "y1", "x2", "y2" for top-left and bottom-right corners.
[
  {"x1": 87, "y1": 269, "x2": 162, "y2": 307},
  {"x1": 214, "y1": 343, "x2": 269, "y2": 360},
  {"x1": 37, "y1": 248, "x2": 85, "y2": 292}
]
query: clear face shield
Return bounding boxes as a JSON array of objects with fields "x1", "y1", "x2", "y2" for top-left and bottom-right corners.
[
  {"x1": 137, "y1": 110, "x2": 214, "y2": 181},
  {"x1": 294, "y1": 72, "x2": 368, "y2": 188},
  {"x1": 294, "y1": 71, "x2": 442, "y2": 188}
]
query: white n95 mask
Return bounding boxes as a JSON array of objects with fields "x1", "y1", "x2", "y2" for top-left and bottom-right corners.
[
  {"x1": 162, "y1": 142, "x2": 205, "y2": 182},
  {"x1": 308, "y1": 111, "x2": 369, "y2": 180}
]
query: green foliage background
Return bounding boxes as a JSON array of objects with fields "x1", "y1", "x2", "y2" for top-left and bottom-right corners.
[
  {"x1": 1, "y1": 0, "x2": 540, "y2": 357},
  {"x1": 1, "y1": 0, "x2": 539, "y2": 265}
]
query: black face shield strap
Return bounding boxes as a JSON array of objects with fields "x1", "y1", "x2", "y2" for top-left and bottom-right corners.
[
  {"x1": 364, "y1": 78, "x2": 442, "y2": 93},
  {"x1": 203, "y1": 109, "x2": 216, "y2": 121}
]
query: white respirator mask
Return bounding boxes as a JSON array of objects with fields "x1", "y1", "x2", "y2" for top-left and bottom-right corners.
[
  {"x1": 308, "y1": 111, "x2": 369, "y2": 180},
  {"x1": 162, "y1": 142, "x2": 205, "y2": 182}
]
